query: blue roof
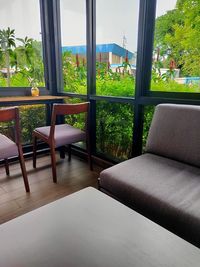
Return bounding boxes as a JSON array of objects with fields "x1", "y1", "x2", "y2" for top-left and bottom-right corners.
[{"x1": 62, "y1": 43, "x2": 134, "y2": 59}]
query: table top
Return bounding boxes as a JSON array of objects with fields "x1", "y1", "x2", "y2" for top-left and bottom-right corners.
[
  {"x1": 0, "y1": 95, "x2": 65, "y2": 105},
  {"x1": 0, "y1": 187, "x2": 199, "y2": 267}
]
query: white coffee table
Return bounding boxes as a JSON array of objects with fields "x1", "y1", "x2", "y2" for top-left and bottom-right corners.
[{"x1": 0, "y1": 187, "x2": 200, "y2": 266}]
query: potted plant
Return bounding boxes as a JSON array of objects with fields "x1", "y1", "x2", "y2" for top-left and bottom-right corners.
[{"x1": 28, "y1": 77, "x2": 39, "y2": 96}]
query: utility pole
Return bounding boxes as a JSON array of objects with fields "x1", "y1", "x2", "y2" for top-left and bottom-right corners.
[{"x1": 122, "y1": 34, "x2": 127, "y2": 49}]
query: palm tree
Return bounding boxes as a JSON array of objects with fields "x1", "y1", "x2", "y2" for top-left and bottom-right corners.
[
  {"x1": 0, "y1": 27, "x2": 16, "y2": 87},
  {"x1": 16, "y1": 36, "x2": 34, "y2": 67},
  {"x1": 10, "y1": 49, "x2": 18, "y2": 72}
]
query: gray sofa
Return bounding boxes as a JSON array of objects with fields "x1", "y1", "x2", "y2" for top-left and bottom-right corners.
[{"x1": 99, "y1": 104, "x2": 200, "y2": 248}]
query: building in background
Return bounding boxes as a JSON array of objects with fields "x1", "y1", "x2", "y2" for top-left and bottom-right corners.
[{"x1": 62, "y1": 43, "x2": 137, "y2": 74}]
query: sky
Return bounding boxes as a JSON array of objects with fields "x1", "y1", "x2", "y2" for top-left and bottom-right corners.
[
  {"x1": 156, "y1": 0, "x2": 177, "y2": 17},
  {"x1": 0, "y1": 0, "x2": 41, "y2": 41},
  {"x1": 0, "y1": 0, "x2": 177, "y2": 52}
]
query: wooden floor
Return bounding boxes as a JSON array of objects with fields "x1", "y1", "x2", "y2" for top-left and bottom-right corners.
[{"x1": 0, "y1": 153, "x2": 102, "y2": 224}]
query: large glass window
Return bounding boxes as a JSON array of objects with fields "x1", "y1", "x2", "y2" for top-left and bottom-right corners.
[
  {"x1": 96, "y1": 0, "x2": 139, "y2": 97},
  {"x1": 96, "y1": 101, "x2": 134, "y2": 161},
  {"x1": 151, "y1": 0, "x2": 200, "y2": 93},
  {"x1": 60, "y1": 0, "x2": 87, "y2": 94},
  {"x1": 0, "y1": 0, "x2": 45, "y2": 88}
]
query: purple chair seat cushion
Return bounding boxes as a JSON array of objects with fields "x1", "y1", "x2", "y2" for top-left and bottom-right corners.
[
  {"x1": 0, "y1": 134, "x2": 18, "y2": 160},
  {"x1": 35, "y1": 124, "x2": 86, "y2": 148}
]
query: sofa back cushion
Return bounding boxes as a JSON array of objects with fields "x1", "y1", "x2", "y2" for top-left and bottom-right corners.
[{"x1": 146, "y1": 104, "x2": 200, "y2": 167}]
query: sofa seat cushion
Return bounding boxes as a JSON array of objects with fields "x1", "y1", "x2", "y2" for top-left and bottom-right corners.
[{"x1": 99, "y1": 153, "x2": 200, "y2": 246}]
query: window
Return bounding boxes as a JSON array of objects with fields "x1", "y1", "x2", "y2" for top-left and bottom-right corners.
[
  {"x1": 60, "y1": 0, "x2": 87, "y2": 94},
  {"x1": 96, "y1": 101, "x2": 134, "y2": 161},
  {"x1": 96, "y1": 0, "x2": 139, "y2": 97},
  {"x1": 0, "y1": 0, "x2": 45, "y2": 88},
  {"x1": 151, "y1": 0, "x2": 200, "y2": 93}
]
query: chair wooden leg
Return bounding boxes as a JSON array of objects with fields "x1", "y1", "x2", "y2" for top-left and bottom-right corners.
[
  {"x1": 68, "y1": 144, "x2": 71, "y2": 162},
  {"x1": 50, "y1": 145, "x2": 57, "y2": 183},
  {"x1": 59, "y1": 146, "x2": 66, "y2": 159},
  {"x1": 18, "y1": 146, "x2": 30, "y2": 193},
  {"x1": 33, "y1": 135, "x2": 37, "y2": 168},
  {"x1": 4, "y1": 158, "x2": 10, "y2": 176}
]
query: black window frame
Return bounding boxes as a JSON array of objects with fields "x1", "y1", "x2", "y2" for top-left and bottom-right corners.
[{"x1": 2, "y1": 0, "x2": 200, "y2": 162}]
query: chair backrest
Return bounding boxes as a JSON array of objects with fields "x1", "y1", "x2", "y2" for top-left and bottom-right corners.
[
  {"x1": 52, "y1": 102, "x2": 89, "y2": 118},
  {"x1": 146, "y1": 103, "x2": 200, "y2": 167},
  {"x1": 0, "y1": 107, "x2": 20, "y2": 144},
  {"x1": 50, "y1": 102, "x2": 90, "y2": 137}
]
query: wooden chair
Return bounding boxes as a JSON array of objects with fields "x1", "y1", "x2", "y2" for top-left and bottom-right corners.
[
  {"x1": 33, "y1": 102, "x2": 92, "y2": 183},
  {"x1": 0, "y1": 107, "x2": 30, "y2": 192}
]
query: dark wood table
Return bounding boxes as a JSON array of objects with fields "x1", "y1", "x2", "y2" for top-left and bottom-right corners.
[
  {"x1": 0, "y1": 95, "x2": 65, "y2": 105},
  {"x1": 0, "y1": 187, "x2": 199, "y2": 267},
  {"x1": 0, "y1": 95, "x2": 66, "y2": 124}
]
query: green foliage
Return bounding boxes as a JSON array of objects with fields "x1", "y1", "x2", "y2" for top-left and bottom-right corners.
[
  {"x1": 152, "y1": 79, "x2": 200, "y2": 92},
  {"x1": 62, "y1": 52, "x2": 136, "y2": 160},
  {"x1": 154, "y1": 9, "x2": 184, "y2": 61},
  {"x1": 155, "y1": 0, "x2": 200, "y2": 76},
  {"x1": 0, "y1": 72, "x2": 6, "y2": 86},
  {"x1": 0, "y1": 105, "x2": 46, "y2": 145},
  {"x1": 0, "y1": 27, "x2": 16, "y2": 49},
  {"x1": 0, "y1": 27, "x2": 16, "y2": 87},
  {"x1": 0, "y1": 121, "x2": 14, "y2": 141},
  {"x1": 62, "y1": 51, "x2": 86, "y2": 93},
  {"x1": 143, "y1": 106, "x2": 155, "y2": 150},
  {"x1": 95, "y1": 61, "x2": 135, "y2": 97},
  {"x1": 62, "y1": 53, "x2": 135, "y2": 97},
  {"x1": 152, "y1": 63, "x2": 175, "y2": 83},
  {"x1": 10, "y1": 72, "x2": 30, "y2": 86},
  {"x1": 0, "y1": 28, "x2": 45, "y2": 87},
  {"x1": 62, "y1": 49, "x2": 200, "y2": 160},
  {"x1": 96, "y1": 102, "x2": 133, "y2": 161},
  {"x1": 19, "y1": 105, "x2": 46, "y2": 144},
  {"x1": 97, "y1": 75, "x2": 134, "y2": 96}
]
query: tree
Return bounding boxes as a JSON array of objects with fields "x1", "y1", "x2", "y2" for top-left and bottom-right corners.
[
  {"x1": 176, "y1": 0, "x2": 187, "y2": 9},
  {"x1": 154, "y1": 8, "x2": 184, "y2": 65},
  {"x1": 16, "y1": 39, "x2": 44, "y2": 85},
  {"x1": 0, "y1": 27, "x2": 16, "y2": 86},
  {"x1": 154, "y1": 0, "x2": 200, "y2": 76},
  {"x1": 16, "y1": 36, "x2": 34, "y2": 68}
]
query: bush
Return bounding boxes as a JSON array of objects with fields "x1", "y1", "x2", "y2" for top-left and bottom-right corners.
[
  {"x1": 19, "y1": 105, "x2": 46, "y2": 144},
  {"x1": 96, "y1": 101, "x2": 133, "y2": 161},
  {"x1": 151, "y1": 80, "x2": 200, "y2": 93},
  {"x1": 62, "y1": 56, "x2": 200, "y2": 161}
]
